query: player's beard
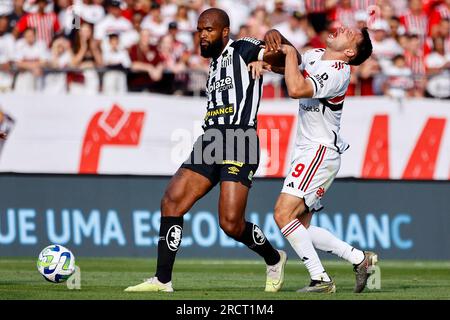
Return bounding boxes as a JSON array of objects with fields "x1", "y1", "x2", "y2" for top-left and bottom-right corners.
[{"x1": 200, "y1": 38, "x2": 224, "y2": 58}]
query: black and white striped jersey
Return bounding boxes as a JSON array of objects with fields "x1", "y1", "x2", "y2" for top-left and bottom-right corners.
[{"x1": 203, "y1": 38, "x2": 264, "y2": 129}]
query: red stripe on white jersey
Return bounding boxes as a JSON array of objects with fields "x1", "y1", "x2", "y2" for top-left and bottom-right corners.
[
  {"x1": 304, "y1": 146, "x2": 327, "y2": 191},
  {"x1": 303, "y1": 69, "x2": 310, "y2": 78},
  {"x1": 328, "y1": 95, "x2": 346, "y2": 104},
  {"x1": 298, "y1": 145, "x2": 323, "y2": 189}
]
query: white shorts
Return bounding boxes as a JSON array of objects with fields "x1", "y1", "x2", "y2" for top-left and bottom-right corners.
[{"x1": 281, "y1": 144, "x2": 340, "y2": 212}]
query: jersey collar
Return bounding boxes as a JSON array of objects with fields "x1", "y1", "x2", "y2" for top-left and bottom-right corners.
[
  {"x1": 221, "y1": 39, "x2": 234, "y2": 56},
  {"x1": 213, "y1": 39, "x2": 234, "y2": 61},
  {"x1": 320, "y1": 50, "x2": 348, "y2": 64}
]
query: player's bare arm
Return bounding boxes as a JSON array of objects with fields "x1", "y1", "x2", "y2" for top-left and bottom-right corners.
[
  {"x1": 248, "y1": 60, "x2": 270, "y2": 79},
  {"x1": 262, "y1": 46, "x2": 286, "y2": 69},
  {"x1": 280, "y1": 44, "x2": 314, "y2": 98},
  {"x1": 0, "y1": 132, "x2": 6, "y2": 140},
  {"x1": 248, "y1": 60, "x2": 286, "y2": 79}
]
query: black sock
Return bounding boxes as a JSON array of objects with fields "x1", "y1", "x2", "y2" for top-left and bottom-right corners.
[
  {"x1": 155, "y1": 216, "x2": 183, "y2": 283},
  {"x1": 234, "y1": 221, "x2": 280, "y2": 266}
]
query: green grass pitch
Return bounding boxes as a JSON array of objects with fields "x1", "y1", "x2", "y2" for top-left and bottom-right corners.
[{"x1": 1, "y1": 258, "x2": 449, "y2": 300}]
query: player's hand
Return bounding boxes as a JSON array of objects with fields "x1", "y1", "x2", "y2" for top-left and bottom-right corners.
[
  {"x1": 0, "y1": 132, "x2": 7, "y2": 140},
  {"x1": 248, "y1": 61, "x2": 271, "y2": 79},
  {"x1": 279, "y1": 44, "x2": 296, "y2": 55},
  {"x1": 264, "y1": 29, "x2": 282, "y2": 52}
]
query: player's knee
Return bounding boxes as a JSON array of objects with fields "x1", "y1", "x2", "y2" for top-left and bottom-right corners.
[
  {"x1": 160, "y1": 190, "x2": 184, "y2": 216},
  {"x1": 273, "y1": 204, "x2": 300, "y2": 229},
  {"x1": 273, "y1": 207, "x2": 290, "y2": 228},
  {"x1": 219, "y1": 217, "x2": 245, "y2": 239}
]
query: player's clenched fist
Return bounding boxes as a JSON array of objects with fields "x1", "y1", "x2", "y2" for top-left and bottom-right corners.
[{"x1": 279, "y1": 44, "x2": 296, "y2": 55}]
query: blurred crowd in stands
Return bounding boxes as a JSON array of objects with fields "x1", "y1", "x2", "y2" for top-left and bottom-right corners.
[{"x1": 0, "y1": 0, "x2": 449, "y2": 98}]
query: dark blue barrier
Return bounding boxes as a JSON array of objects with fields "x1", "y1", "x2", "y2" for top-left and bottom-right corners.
[{"x1": 0, "y1": 174, "x2": 449, "y2": 259}]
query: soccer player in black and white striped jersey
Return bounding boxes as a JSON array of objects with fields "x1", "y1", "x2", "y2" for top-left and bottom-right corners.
[{"x1": 125, "y1": 8, "x2": 292, "y2": 293}]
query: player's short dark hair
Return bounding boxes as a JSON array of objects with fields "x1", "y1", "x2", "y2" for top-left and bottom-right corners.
[
  {"x1": 349, "y1": 27, "x2": 373, "y2": 66},
  {"x1": 200, "y1": 8, "x2": 230, "y2": 29}
]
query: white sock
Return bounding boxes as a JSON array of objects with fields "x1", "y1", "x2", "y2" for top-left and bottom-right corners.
[
  {"x1": 308, "y1": 225, "x2": 365, "y2": 265},
  {"x1": 281, "y1": 219, "x2": 331, "y2": 282}
]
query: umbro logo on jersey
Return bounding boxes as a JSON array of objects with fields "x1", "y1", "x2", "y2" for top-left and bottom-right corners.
[
  {"x1": 309, "y1": 61, "x2": 315, "y2": 65},
  {"x1": 286, "y1": 182, "x2": 295, "y2": 188}
]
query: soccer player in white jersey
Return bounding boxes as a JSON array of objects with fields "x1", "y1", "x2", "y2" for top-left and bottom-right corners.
[{"x1": 250, "y1": 27, "x2": 377, "y2": 293}]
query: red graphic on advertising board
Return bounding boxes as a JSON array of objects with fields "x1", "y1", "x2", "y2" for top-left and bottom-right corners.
[
  {"x1": 362, "y1": 115, "x2": 446, "y2": 180},
  {"x1": 79, "y1": 104, "x2": 145, "y2": 174},
  {"x1": 257, "y1": 114, "x2": 295, "y2": 177},
  {"x1": 362, "y1": 115, "x2": 390, "y2": 179},
  {"x1": 402, "y1": 118, "x2": 446, "y2": 179}
]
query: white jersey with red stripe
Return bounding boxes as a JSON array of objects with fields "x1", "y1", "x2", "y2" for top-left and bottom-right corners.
[
  {"x1": 296, "y1": 48, "x2": 351, "y2": 154},
  {"x1": 280, "y1": 49, "x2": 351, "y2": 210}
]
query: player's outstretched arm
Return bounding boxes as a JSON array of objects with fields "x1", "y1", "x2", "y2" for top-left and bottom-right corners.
[
  {"x1": 280, "y1": 44, "x2": 314, "y2": 98},
  {"x1": 262, "y1": 48, "x2": 286, "y2": 69},
  {"x1": 247, "y1": 61, "x2": 285, "y2": 78}
]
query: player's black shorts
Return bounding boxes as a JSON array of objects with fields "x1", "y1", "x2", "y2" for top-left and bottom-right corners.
[{"x1": 181, "y1": 126, "x2": 260, "y2": 188}]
